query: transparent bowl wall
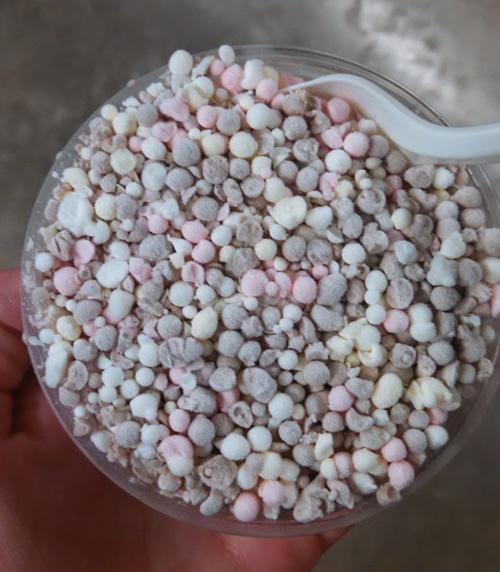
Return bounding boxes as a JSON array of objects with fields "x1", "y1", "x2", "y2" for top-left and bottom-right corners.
[{"x1": 21, "y1": 45, "x2": 500, "y2": 537}]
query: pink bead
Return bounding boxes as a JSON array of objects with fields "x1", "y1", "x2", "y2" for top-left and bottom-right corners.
[
  {"x1": 217, "y1": 203, "x2": 230, "y2": 221},
  {"x1": 427, "y1": 407, "x2": 448, "y2": 425},
  {"x1": 181, "y1": 220, "x2": 209, "y2": 243},
  {"x1": 82, "y1": 323, "x2": 98, "y2": 337},
  {"x1": 491, "y1": 284, "x2": 500, "y2": 317},
  {"x1": 311, "y1": 265, "x2": 329, "y2": 280},
  {"x1": 384, "y1": 175, "x2": 402, "y2": 196},
  {"x1": 233, "y1": 492, "x2": 261, "y2": 523},
  {"x1": 319, "y1": 172, "x2": 339, "y2": 197},
  {"x1": 151, "y1": 121, "x2": 178, "y2": 142},
  {"x1": 381, "y1": 437, "x2": 407, "y2": 462},
  {"x1": 270, "y1": 93, "x2": 285, "y2": 110},
  {"x1": 217, "y1": 387, "x2": 240, "y2": 413},
  {"x1": 191, "y1": 240, "x2": 216, "y2": 264},
  {"x1": 274, "y1": 272, "x2": 292, "y2": 298},
  {"x1": 167, "y1": 129, "x2": 188, "y2": 150},
  {"x1": 158, "y1": 434, "x2": 193, "y2": 459},
  {"x1": 328, "y1": 386, "x2": 355, "y2": 412},
  {"x1": 343, "y1": 131, "x2": 370, "y2": 158},
  {"x1": 168, "y1": 409, "x2": 191, "y2": 433},
  {"x1": 169, "y1": 368, "x2": 186, "y2": 384},
  {"x1": 321, "y1": 127, "x2": 343, "y2": 149},
  {"x1": 210, "y1": 59, "x2": 225, "y2": 76},
  {"x1": 153, "y1": 373, "x2": 169, "y2": 391},
  {"x1": 181, "y1": 261, "x2": 205, "y2": 287},
  {"x1": 388, "y1": 460, "x2": 415, "y2": 491},
  {"x1": 387, "y1": 230, "x2": 404, "y2": 248},
  {"x1": 258, "y1": 480, "x2": 286, "y2": 508},
  {"x1": 383, "y1": 309, "x2": 409, "y2": 334},
  {"x1": 129, "y1": 257, "x2": 152, "y2": 284},
  {"x1": 159, "y1": 97, "x2": 190, "y2": 122},
  {"x1": 128, "y1": 136, "x2": 143, "y2": 153},
  {"x1": 333, "y1": 452, "x2": 353, "y2": 479},
  {"x1": 255, "y1": 78, "x2": 278, "y2": 103},
  {"x1": 73, "y1": 239, "x2": 95, "y2": 267},
  {"x1": 327, "y1": 97, "x2": 351, "y2": 123},
  {"x1": 220, "y1": 64, "x2": 245, "y2": 94},
  {"x1": 53, "y1": 266, "x2": 81, "y2": 296},
  {"x1": 278, "y1": 74, "x2": 303, "y2": 89},
  {"x1": 143, "y1": 318, "x2": 159, "y2": 339},
  {"x1": 148, "y1": 214, "x2": 169, "y2": 235},
  {"x1": 197, "y1": 105, "x2": 219, "y2": 129},
  {"x1": 292, "y1": 275, "x2": 318, "y2": 304},
  {"x1": 240, "y1": 270, "x2": 269, "y2": 297},
  {"x1": 265, "y1": 282, "x2": 280, "y2": 296}
]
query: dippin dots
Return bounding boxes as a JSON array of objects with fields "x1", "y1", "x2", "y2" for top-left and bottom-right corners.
[{"x1": 25, "y1": 44, "x2": 500, "y2": 527}]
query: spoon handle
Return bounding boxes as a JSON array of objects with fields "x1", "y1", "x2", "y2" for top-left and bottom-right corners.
[{"x1": 285, "y1": 74, "x2": 500, "y2": 165}]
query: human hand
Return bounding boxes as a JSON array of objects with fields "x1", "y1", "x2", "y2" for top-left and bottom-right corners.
[{"x1": 0, "y1": 268, "x2": 347, "y2": 572}]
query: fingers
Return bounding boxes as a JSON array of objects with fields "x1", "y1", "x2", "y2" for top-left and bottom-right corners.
[{"x1": 0, "y1": 268, "x2": 23, "y2": 332}]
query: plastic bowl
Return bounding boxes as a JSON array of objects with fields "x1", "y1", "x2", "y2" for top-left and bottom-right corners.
[{"x1": 21, "y1": 45, "x2": 500, "y2": 537}]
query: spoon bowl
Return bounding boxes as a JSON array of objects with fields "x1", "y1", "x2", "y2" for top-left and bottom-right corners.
[{"x1": 284, "y1": 74, "x2": 500, "y2": 165}]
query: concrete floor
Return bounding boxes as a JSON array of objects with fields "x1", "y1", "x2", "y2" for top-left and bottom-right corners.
[{"x1": 2, "y1": 0, "x2": 500, "y2": 569}]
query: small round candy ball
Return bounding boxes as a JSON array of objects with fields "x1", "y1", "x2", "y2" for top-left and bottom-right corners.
[
  {"x1": 233, "y1": 492, "x2": 261, "y2": 522},
  {"x1": 247, "y1": 426, "x2": 273, "y2": 452},
  {"x1": 268, "y1": 393, "x2": 294, "y2": 421},
  {"x1": 388, "y1": 460, "x2": 415, "y2": 491},
  {"x1": 168, "y1": 49, "x2": 193, "y2": 75},
  {"x1": 343, "y1": 131, "x2": 370, "y2": 158},
  {"x1": 328, "y1": 386, "x2": 355, "y2": 412},
  {"x1": 292, "y1": 275, "x2": 318, "y2": 304},
  {"x1": 220, "y1": 432, "x2": 251, "y2": 461}
]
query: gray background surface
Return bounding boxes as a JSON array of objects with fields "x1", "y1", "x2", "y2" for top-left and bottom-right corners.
[{"x1": 2, "y1": 0, "x2": 500, "y2": 569}]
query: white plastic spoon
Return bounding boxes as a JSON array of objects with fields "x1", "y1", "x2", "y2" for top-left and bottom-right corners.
[{"x1": 283, "y1": 74, "x2": 500, "y2": 165}]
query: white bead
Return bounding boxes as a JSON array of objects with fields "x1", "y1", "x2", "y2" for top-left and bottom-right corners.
[
  {"x1": 391, "y1": 208, "x2": 412, "y2": 230},
  {"x1": 168, "y1": 49, "x2": 193, "y2": 75},
  {"x1": 264, "y1": 177, "x2": 286, "y2": 203},
  {"x1": 112, "y1": 112, "x2": 137, "y2": 136},
  {"x1": 141, "y1": 424, "x2": 169, "y2": 446},
  {"x1": 277, "y1": 350, "x2": 298, "y2": 370},
  {"x1": 371, "y1": 373, "x2": 403, "y2": 409},
  {"x1": 201, "y1": 133, "x2": 227, "y2": 156},
  {"x1": 57, "y1": 193, "x2": 93, "y2": 237},
  {"x1": 90, "y1": 430, "x2": 113, "y2": 453},
  {"x1": 342, "y1": 242, "x2": 366, "y2": 264},
  {"x1": 182, "y1": 305, "x2": 198, "y2": 319},
  {"x1": 269, "y1": 223, "x2": 287, "y2": 241},
  {"x1": 364, "y1": 289, "x2": 381, "y2": 305},
  {"x1": 56, "y1": 316, "x2": 81, "y2": 342},
  {"x1": 211, "y1": 225, "x2": 232, "y2": 246},
  {"x1": 220, "y1": 432, "x2": 250, "y2": 460},
  {"x1": 162, "y1": 198, "x2": 180, "y2": 220},
  {"x1": 353, "y1": 449, "x2": 380, "y2": 473},
  {"x1": 351, "y1": 472, "x2": 377, "y2": 495},
  {"x1": 130, "y1": 392, "x2": 159, "y2": 421},
  {"x1": 325, "y1": 149, "x2": 352, "y2": 174},
  {"x1": 106, "y1": 289, "x2": 135, "y2": 322},
  {"x1": 254, "y1": 238, "x2": 278, "y2": 261},
  {"x1": 243, "y1": 297, "x2": 259, "y2": 311},
  {"x1": 229, "y1": 132, "x2": 258, "y2": 158},
  {"x1": 34, "y1": 252, "x2": 54, "y2": 272},
  {"x1": 282, "y1": 304, "x2": 302, "y2": 323},
  {"x1": 280, "y1": 460, "x2": 301, "y2": 482},
  {"x1": 110, "y1": 148, "x2": 137, "y2": 175},
  {"x1": 425, "y1": 425, "x2": 449, "y2": 449},
  {"x1": 246, "y1": 103, "x2": 273, "y2": 130},
  {"x1": 142, "y1": 162, "x2": 167, "y2": 192},
  {"x1": 320, "y1": 458, "x2": 338, "y2": 479},
  {"x1": 394, "y1": 241, "x2": 418, "y2": 265},
  {"x1": 96, "y1": 260, "x2": 129, "y2": 288},
  {"x1": 433, "y1": 167, "x2": 455, "y2": 189},
  {"x1": 62, "y1": 167, "x2": 90, "y2": 188},
  {"x1": 366, "y1": 304, "x2": 386, "y2": 325},
  {"x1": 365, "y1": 270, "x2": 388, "y2": 292},
  {"x1": 410, "y1": 322, "x2": 437, "y2": 343},
  {"x1": 305, "y1": 206, "x2": 333, "y2": 231},
  {"x1": 408, "y1": 303, "x2": 433, "y2": 323},
  {"x1": 141, "y1": 137, "x2": 166, "y2": 160},
  {"x1": 94, "y1": 194, "x2": 117, "y2": 220},
  {"x1": 191, "y1": 307, "x2": 219, "y2": 340},
  {"x1": 101, "y1": 104, "x2": 118, "y2": 121},
  {"x1": 136, "y1": 367, "x2": 155, "y2": 387},
  {"x1": 218, "y1": 44, "x2": 235, "y2": 66},
  {"x1": 169, "y1": 281, "x2": 194, "y2": 307},
  {"x1": 102, "y1": 366, "x2": 124, "y2": 387},
  {"x1": 314, "y1": 433, "x2": 334, "y2": 461},
  {"x1": 268, "y1": 393, "x2": 294, "y2": 421},
  {"x1": 247, "y1": 426, "x2": 272, "y2": 452},
  {"x1": 196, "y1": 285, "x2": 216, "y2": 304},
  {"x1": 259, "y1": 452, "x2": 283, "y2": 480},
  {"x1": 440, "y1": 231, "x2": 466, "y2": 259},
  {"x1": 271, "y1": 196, "x2": 307, "y2": 230},
  {"x1": 480, "y1": 257, "x2": 500, "y2": 284},
  {"x1": 138, "y1": 344, "x2": 160, "y2": 367},
  {"x1": 120, "y1": 379, "x2": 140, "y2": 399}
]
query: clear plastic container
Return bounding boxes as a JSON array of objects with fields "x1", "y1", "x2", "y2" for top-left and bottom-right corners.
[{"x1": 21, "y1": 45, "x2": 500, "y2": 537}]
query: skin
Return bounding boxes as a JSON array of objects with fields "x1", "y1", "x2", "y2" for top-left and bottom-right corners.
[{"x1": 0, "y1": 268, "x2": 347, "y2": 572}]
